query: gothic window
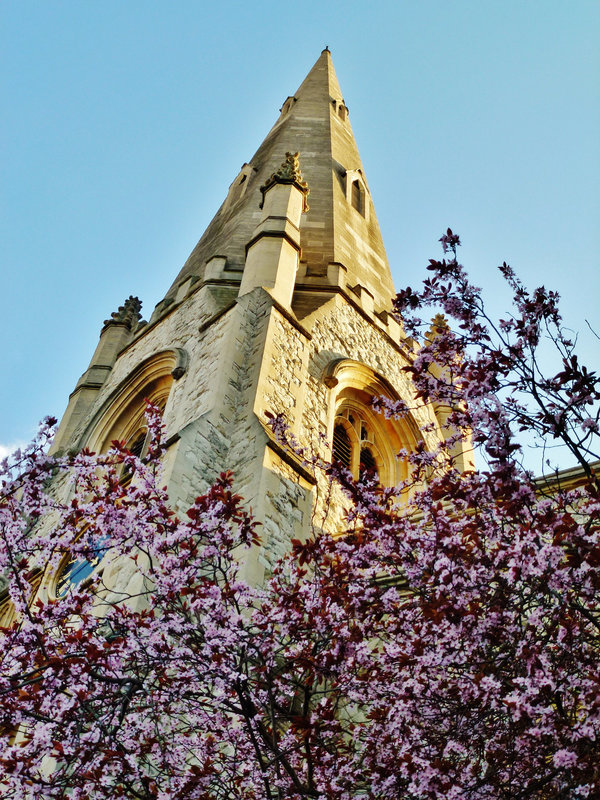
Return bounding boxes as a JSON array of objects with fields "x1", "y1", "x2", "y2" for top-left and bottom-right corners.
[
  {"x1": 222, "y1": 163, "x2": 255, "y2": 212},
  {"x1": 359, "y1": 446, "x2": 378, "y2": 480},
  {"x1": 117, "y1": 394, "x2": 167, "y2": 487},
  {"x1": 53, "y1": 352, "x2": 182, "y2": 599},
  {"x1": 54, "y1": 397, "x2": 168, "y2": 597},
  {"x1": 55, "y1": 534, "x2": 110, "y2": 597},
  {"x1": 119, "y1": 428, "x2": 149, "y2": 487},
  {"x1": 83, "y1": 352, "x2": 177, "y2": 456},
  {"x1": 333, "y1": 407, "x2": 384, "y2": 482},
  {"x1": 351, "y1": 180, "x2": 364, "y2": 215},
  {"x1": 53, "y1": 401, "x2": 166, "y2": 597},
  {"x1": 325, "y1": 359, "x2": 423, "y2": 493},
  {"x1": 129, "y1": 430, "x2": 148, "y2": 458},
  {"x1": 280, "y1": 96, "x2": 296, "y2": 116},
  {"x1": 345, "y1": 171, "x2": 370, "y2": 221},
  {"x1": 332, "y1": 423, "x2": 352, "y2": 469}
]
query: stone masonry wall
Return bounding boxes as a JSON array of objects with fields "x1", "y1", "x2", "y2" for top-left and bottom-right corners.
[
  {"x1": 259, "y1": 312, "x2": 309, "y2": 433},
  {"x1": 50, "y1": 282, "x2": 441, "y2": 588},
  {"x1": 63, "y1": 285, "x2": 235, "y2": 452},
  {"x1": 256, "y1": 292, "x2": 442, "y2": 537}
]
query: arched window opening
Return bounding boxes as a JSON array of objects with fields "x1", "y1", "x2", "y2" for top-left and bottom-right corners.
[
  {"x1": 333, "y1": 423, "x2": 352, "y2": 469},
  {"x1": 84, "y1": 356, "x2": 174, "y2": 457},
  {"x1": 344, "y1": 171, "x2": 370, "y2": 222},
  {"x1": 222, "y1": 163, "x2": 255, "y2": 212},
  {"x1": 55, "y1": 535, "x2": 109, "y2": 598},
  {"x1": 120, "y1": 428, "x2": 148, "y2": 487},
  {"x1": 333, "y1": 406, "x2": 385, "y2": 483},
  {"x1": 351, "y1": 180, "x2": 364, "y2": 215},
  {"x1": 55, "y1": 396, "x2": 167, "y2": 596},
  {"x1": 117, "y1": 396, "x2": 167, "y2": 487},
  {"x1": 59, "y1": 356, "x2": 177, "y2": 598},
  {"x1": 359, "y1": 447, "x2": 378, "y2": 480},
  {"x1": 280, "y1": 96, "x2": 296, "y2": 117},
  {"x1": 325, "y1": 360, "x2": 425, "y2": 497},
  {"x1": 129, "y1": 430, "x2": 147, "y2": 458}
]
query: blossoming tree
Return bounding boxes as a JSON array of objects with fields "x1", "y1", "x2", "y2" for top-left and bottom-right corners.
[{"x1": 1, "y1": 234, "x2": 599, "y2": 799}]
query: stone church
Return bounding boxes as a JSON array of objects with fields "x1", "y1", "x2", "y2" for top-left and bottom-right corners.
[{"x1": 49, "y1": 50, "x2": 469, "y2": 588}]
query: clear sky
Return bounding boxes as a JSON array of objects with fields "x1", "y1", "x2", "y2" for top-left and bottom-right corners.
[{"x1": 2, "y1": 1, "x2": 599, "y2": 467}]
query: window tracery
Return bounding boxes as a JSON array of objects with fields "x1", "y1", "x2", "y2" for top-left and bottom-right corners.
[
  {"x1": 52, "y1": 353, "x2": 180, "y2": 597},
  {"x1": 325, "y1": 358, "x2": 423, "y2": 491},
  {"x1": 82, "y1": 351, "x2": 180, "y2": 455},
  {"x1": 117, "y1": 395, "x2": 168, "y2": 487},
  {"x1": 333, "y1": 406, "x2": 384, "y2": 481},
  {"x1": 55, "y1": 533, "x2": 109, "y2": 597}
]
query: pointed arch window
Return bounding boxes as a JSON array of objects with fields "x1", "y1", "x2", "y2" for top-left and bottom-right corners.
[
  {"x1": 82, "y1": 350, "x2": 181, "y2": 456},
  {"x1": 55, "y1": 533, "x2": 110, "y2": 597},
  {"x1": 280, "y1": 96, "x2": 296, "y2": 116},
  {"x1": 345, "y1": 170, "x2": 370, "y2": 221},
  {"x1": 54, "y1": 398, "x2": 168, "y2": 597},
  {"x1": 359, "y1": 446, "x2": 378, "y2": 480},
  {"x1": 119, "y1": 428, "x2": 149, "y2": 488},
  {"x1": 222, "y1": 163, "x2": 256, "y2": 212},
  {"x1": 114, "y1": 391, "x2": 169, "y2": 487},
  {"x1": 351, "y1": 180, "x2": 364, "y2": 215},
  {"x1": 332, "y1": 407, "x2": 384, "y2": 483},
  {"x1": 325, "y1": 359, "x2": 424, "y2": 492},
  {"x1": 333, "y1": 423, "x2": 352, "y2": 470},
  {"x1": 51, "y1": 352, "x2": 183, "y2": 599}
]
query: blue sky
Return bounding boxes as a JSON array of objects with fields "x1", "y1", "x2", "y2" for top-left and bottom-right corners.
[{"x1": 2, "y1": 1, "x2": 599, "y2": 467}]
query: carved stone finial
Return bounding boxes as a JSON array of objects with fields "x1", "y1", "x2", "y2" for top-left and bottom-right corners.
[
  {"x1": 103, "y1": 296, "x2": 143, "y2": 332},
  {"x1": 272, "y1": 152, "x2": 307, "y2": 187},
  {"x1": 260, "y1": 152, "x2": 310, "y2": 211},
  {"x1": 427, "y1": 313, "x2": 450, "y2": 339}
]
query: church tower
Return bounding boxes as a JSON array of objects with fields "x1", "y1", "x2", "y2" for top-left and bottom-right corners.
[{"x1": 50, "y1": 50, "x2": 464, "y2": 586}]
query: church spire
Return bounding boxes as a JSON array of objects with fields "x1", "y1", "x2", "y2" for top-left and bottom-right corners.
[{"x1": 163, "y1": 50, "x2": 395, "y2": 313}]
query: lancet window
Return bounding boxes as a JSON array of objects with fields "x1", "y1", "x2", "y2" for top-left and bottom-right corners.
[
  {"x1": 345, "y1": 170, "x2": 369, "y2": 220},
  {"x1": 326, "y1": 359, "x2": 423, "y2": 492},
  {"x1": 55, "y1": 533, "x2": 109, "y2": 597},
  {"x1": 51, "y1": 351, "x2": 183, "y2": 598},
  {"x1": 351, "y1": 180, "x2": 364, "y2": 215},
  {"x1": 333, "y1": 407, "x2": 383, "y2": 482},
  {"x1": 118, "y1": 397, "x2": 167, "y2": 487}
]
